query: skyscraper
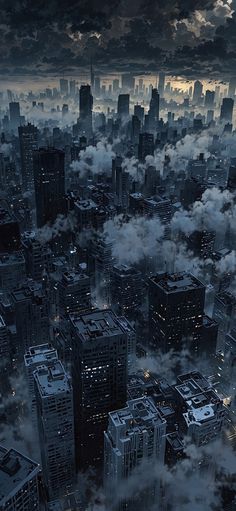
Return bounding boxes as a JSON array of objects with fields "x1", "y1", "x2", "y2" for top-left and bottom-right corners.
[
  {"x1": 19, "y1": 123, "x2": 38, "y2": 191},
  {"x1": 33, "y1": 147, "x2": 65, "y2": 228},
  {"x1": 204, "y1": 90, "x2": 215, "y2": 108},
  {"x1": 138, "y1": 133, "x2": 154, "y2": 162},
  {"x1": 220, "y1": 97, "x2": 234, "y2": 123},
  {"x1": 60, "y1": 78, "x2": 69, "y2": 96},
  {"x1": 9, "y1": 102, "x2": 21, "y2": 131},
  {"x1": 69, "y1": 79, "x2": 76, "y2": 97},
  {"x1": 228, "y1": 77, "x2": 236, "y2": 98},
  {"x1": 192, "y1": 80, "x2": 203, "y2": 105},
  {"x1": 158, "y1": 72, "x2": 165, "y2": 97},
  {"x1": 79, "y1": 84, "x2": 93, "y2": 138},
  {"x1": 58, "y1": 270, "x2": 91, "y2": 318},
  {"x1": 121, "y1": 73, "x2": 135, "y2": 92},
  {"x1": 148, "y1": 87, "x2": 160, "y2": 130},
  {"x1": 110, "y1": 264, "x2": 142, "y2": 317},
  {"x1": 70, "y1": 309, "x2": 128, "y2": 469},
  {"x1": 0, "y1": 446, "x2": 40, "y2": 511},
  {"x1": 104, "y1": 397, "x2": 166, "y2": 511},
  {"x1": 149, "y1": 272, "x2": 205, "y2": 353},
  {"x1": 34, "y1": 361, "x2": 76, "y2": 500},
  {"x1": 117, "y1": 94, "x2": 130, "y2": 117}
]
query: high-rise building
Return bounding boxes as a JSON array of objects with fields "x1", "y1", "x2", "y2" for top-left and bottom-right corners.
[
  {"x1": 148, "y1": 88, "x2": 160, "y2": 130},
  {"x1": 9, "y1": 102, "x2": 21, "y2": 131},
  {"x1": 112, "y1": 156, "x2": 129, "y2": 208},
  {"x1": 121, "y1": 73, "x2": 135, "y2": 92},
  {"x1": 134, "y1": 104, "x2": 144, "y2": 124},
  {"x1": 0, "y1": 445, "x2": 40, "y2": 511},
  {"x1": 79, "y1": 85, "x2": 93, "y2": 138},
  {"x1": 220, "y1": 98, "x2": 234, "y2": 123},
  {"x1": 18, "y1": 123, "x2": 38, "y2": 191},
  {"x1": 213, "y1": 291, "x2": 236, "y2": 349},
  {"x1": 158, "y1": 72, "x2": 165, "y2": 97},
  {"x1": 104, "y1": 397, "x2": 166, "y2": 511},
  {"x1": 60, "y1": 78, "x2": 69, "y2": 96},
  {"x1": 94, "y1": 76, "x2": 101, "y2": 96},
  {"x1": 175, "y1": 371, "x2": 225, "y2": 445},
  {"x1": 110, "y1": 264, "x2": 142, "y2": 316},
  {"x1": 11, "y1": 280, "x2": 50, "y2": 355},
  {"x1": 58, "y1": 270, "x2": 91, "y2": 318},
  {"x1": 228, "y1": 77, "x2": 236, "y2": 98},
  {"x1": 70, "y1": 309, "x2": 128, "y2": 469},
  {"x1": 113, "y1": 79, "x2": 120, "y2": 93},
  {"x1": 24, "y1": 344, "x2": 58, "y2": 427},
  {"x1": 34, "y1": 361, "x2": 76, "y2": 500},
  {"x1": 117, "y1": 94, "x2": 130, "y2": 117},
  {"x1": 204, "y1": 90, "x2": 215, "y2": 108},
  {"x1": 0, "y1": 315, "x2": 10, "y2": 366},
  {"x1": 33, "y1": 148, "x2": 65, "y2": 228},
  {"x1": 0, "y1": 201, "x2": 21, "y2": 253},
  {"x1": 69, "y1": 79, "x2": 76, "y2": 97},
  {"x1": 22, "y1": 231, "x2": 52, "y2": 281},
  {"x1": 138, "y1": 133, "x2": 154, "y2": 162},
  {"x1": 192, "y1": 80, "x2": 203, "y2": 105},
  {"x1": 149, "y1": 272, "x2": 205, "y2": 353}
]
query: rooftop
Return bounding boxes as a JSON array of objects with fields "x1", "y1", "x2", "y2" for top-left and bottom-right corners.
[
  {"x1": 109, "y1": 397, "x2": 165, "y2": 433},
  {"x1": 24, "y1": 344, "x2": 58, "y2": 368},
  {"x1": 150, "y1": 272, "x2": 204, "y2": 293},
  {"x1": 0, "y1": 446, "x2": 39, "y2": 505},
  {"x1": 34, "y1": 361, "x2": 71, "y2": 397},
  {"x1": 69, "y1": 309, "x2": 124, "y2": 342}
]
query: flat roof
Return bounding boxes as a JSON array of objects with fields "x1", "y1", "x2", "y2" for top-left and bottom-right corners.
[
  {"x1": 150, "y1": 272, "x2": 204, "y2": 293},
  {"x1": 0, "y1": 446, "x2": 39, "y2": 505},
  {"x1": 34, "y1": 361, "x2": 71, "y2": 397},
  {"x1": 109, "y1": 397, "x2": 165, "y2": 432},
  {"x1": 24, "y1": 344, "x2": 58, "y2": 368},
  {"x1": 69, "y1": 309, "x2": 124, "y2": 342}
]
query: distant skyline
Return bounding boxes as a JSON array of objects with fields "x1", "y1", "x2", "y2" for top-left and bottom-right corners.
[{"x1": 0, "y1": 0, "x2": 236, "y2": 78}]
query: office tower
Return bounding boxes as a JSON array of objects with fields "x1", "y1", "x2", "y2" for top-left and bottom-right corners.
[
  {"x1": 0, "y1": 445, "x2": 40, "y2": 511},
  {"x1": 148, "y1": 87, "x2": 160, "y2": 129},
  {"x1": 34, "y1": 361, "x2": 76, "y2": 500},
  {"x1": 9, "y1": 102, "x2": 21, "y2": 131},
  {"x1": 58, "y1": 270, "x2": 91, "y2": 318},
  {"x1": 138, "y1": 133, "x2": 154, "y2": 161},
  {"x1": 192, "y1": 80, "x2": 203, "y2": 105},
  {"x1": 228, "y1": 77, "x2": 236, "y2": 98},
  {"x1": 94, "y1": 76, "x2": 101, "y2": 96},
  {"x1": 0, "y1": 201, "x2": 21, "y2": 253},
  {"x1": 0, "y1": 315, "x2": 10, "y2": 365},
  {"x1": 113, "y1": 78, "x2": 119, "y2": 93},
  {"x1": 24, "y1": 343, "x2": 58, "y2": 425},
  {"x1": 22, "y1": 232, "x2": 52, "y2": 281},
  {"x1": 74, "y1": 198, "x2": 97, "y2": 231},
  {"x1": 158, "y1": 71, "x2": 165, "y2": 97},
  {"x1": 104, "y1": 397, "x2": 166, "y2": 511},
  {"x1": 227, "y1": 161, "x2": 236, "y2": 191},
  {"x1": 175, "y1": 372, "x2": 225, "y2": 445},
  {"x1": 213, "y1": 291, "x2": 236, "y2": 349},
  {"x1": 215, "y1": 85, "x2": 220, "y2": 104},
  {"x1": 70, "y1": 79, "x2": 76, "y2": 97},
  {"x1": 112, "y1": 156, "x2": 129, "y2": 209},
  {"x1": 11, "y1": 280, "x2": 50, "y2": 355},
  {"x1": 186, "y1": 230, "x2": 215, "y2": 259},
  {"x1": 70, "y1": 309, "x2": 128, "y2": 469},
  {"x1": 117, "y1": 94, "x2": 130, "y2": 117},
  {"x1": 149, "y1": 272, "x2": 205, "y2": 353},
  {"x1": 79, "y1": 84, "x2": 93, "y2": 138},
  {"x1": 204, "y1": 90, "x2": 215, "y2": 108},
  {"x1": 111, "y1": 264, "x2": 142, "y2": 317},
  {"x1": 60, "y1": 78, "x2": 69, "y2": 96},
  {"x1": 200, "y1": 315, "x2": 218, "y2": 357},
  {"x1": 134, "y1": 104, "x2": 144, "y2": 124},
  {"x1": 143, "y1": 195, "x2": 172, "y2": 225},
  {"x1": 207, "y1": 162, "x2": 228, "y2": 188},
  {"x1": 131, "y1": 115, "x2": 141, "y2": 144},
  {"x1": 18, "y1": 123, "x2": 38, "y2": 191},
  {"x1": 33, "y1": 148, "x2": 65, "y2": 228},
  {"x1": 121, "y1": 73, "x2": 135, "y2": 92},
  {"x1": 224, "y1": 330, "x2": 236, "y2": 411},
  {"x1": 0, "y1": 252, "x2": 26, "y2": 292},
  {"x1": 145, "y1": 165, "x2": 160, "y2": 196},
  {"x1": 220, "y1": 97, "x2": 234, "y2": 123},
  {"x1": 187, "y1": 154, "x2": 207, "y2": 181},
  {"x1": 90, "y1": 60, "x2": 95, "y2": 89},
  {"x1": 90, "y1": 234, "x2": 114, "y2": 305}
]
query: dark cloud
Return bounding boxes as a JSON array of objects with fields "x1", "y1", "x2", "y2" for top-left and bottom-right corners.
[{"x1": 0, "y1": 0, "x2": 235, "y2": 77}]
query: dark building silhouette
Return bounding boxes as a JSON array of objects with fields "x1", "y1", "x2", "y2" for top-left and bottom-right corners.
[
  {"x1": 117, "y1": 94, "x2": 130, "y2": 117},
  {"x1": 220, "y1": 98, "x2": 234, "y2": 123},
  {"x1": 138, "y1": 133, "x2": 154, "y2": 162},
  {"x1": 158, "y1": 72, "x2": 165, "y2": 97},
  {"x1": 19, "y1": 123, "x2": 38, "y2": 191},
  {"x1": 9, "y1": 102, "x2": 21, "y2": 131},
  {"x1": 192, "y1": 80, "x2": 203, "y2": 105},
  {"x1": 79, "y1": 85, "x2": 93, "y2": 138},
  {"x1": 70, "y1": 309, "x2": 127, "y2": 469},
  {"x1": 149, "y1": 272, "x2": 205, "y2": 353},
  {"x1": 0, "y1": 201, "x2": 21, "y2": 253},
  {"x1": 33, "y1": 148, "x2": 65, "y2": 228}
]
